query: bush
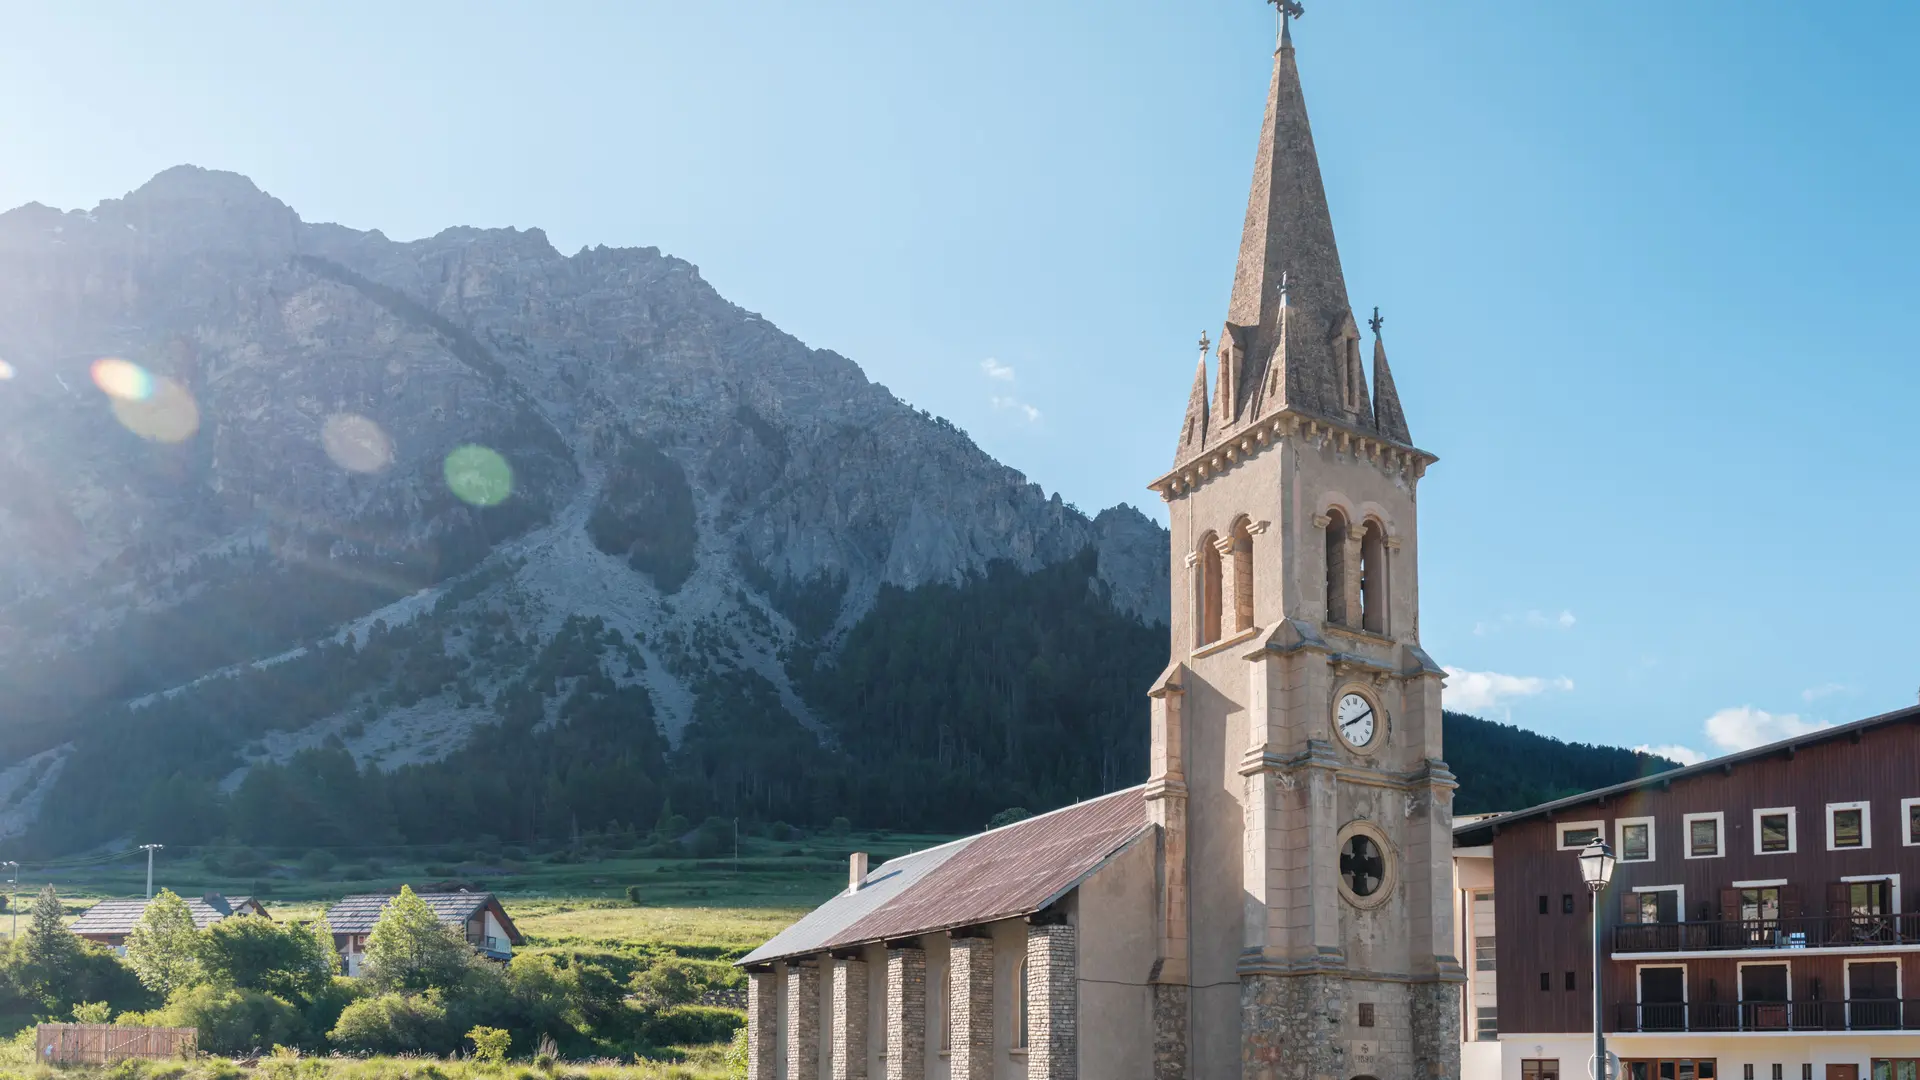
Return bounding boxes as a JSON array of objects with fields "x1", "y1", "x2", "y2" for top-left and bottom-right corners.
[
  {"x1": 986, "y1": 807, "x2": 1033, "y2": 829},
  {"x1": 328, "y1": 991, "x2": 452, "y2": 1055},
  {"x1": 629, "y1": 957, "x2": 740, "y2": 1010},
  {"x1": 468, "y1": 1024, "x2": 511, "y2": 1065},
  {"x1": 624, "y1": 885, "x2": 644, "y2": 906},
  {"x1": 72, "y1": 1001, "x2": 111, "y2": 1023},
  {"x1": 641, "y1": 1005, "x2": 743, "y2": 1046},
  {"x1": 299, "y1": 850, "x2": 338, "y2": 877},
  {"x1": 827, "y1": 817, "x2": 851, "y2": 836},
  {"x1": 767, "y1": 822, "x2": 796, "y2": 842},
  {"x1": 123, "y1": 985, "x2": 301, "y2": 1055}
]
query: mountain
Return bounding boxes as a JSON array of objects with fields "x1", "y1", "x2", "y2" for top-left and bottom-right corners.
[
  {"x1": 0, "y1": 168, "x2": 1670, "y2": 857},
  {"x1": 0, "y1": 166, "x2": 1168, "y2": 854}
]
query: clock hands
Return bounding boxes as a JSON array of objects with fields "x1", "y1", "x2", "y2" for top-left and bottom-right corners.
[{"x1": 1341, "y1": 707, "x2": 1373, "y2": 733}]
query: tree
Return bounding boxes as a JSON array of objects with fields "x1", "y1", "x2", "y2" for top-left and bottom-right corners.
[
  {"x1": 202, "y1": 916, "x2": 337, "y2": 1001},
  {"x1": 468, "y1": 1025, "x2": 511, "y2": 1064},
  {"x1": 125, "y1": 889, "x2": 207, "y2": 996},
  {"x1": 20, "y1": 885, "x2": 81, "y2": 1007},
  {"x1": 362, "y1": 887, "x2": 473, "y2": 992}
]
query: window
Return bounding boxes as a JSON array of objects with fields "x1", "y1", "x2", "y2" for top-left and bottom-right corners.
[
  {"x1": 1754, "y1": 807, "x2": 1796, "y2": 854},
  {"x1": 1739, "y1": 963, "x2": 1790, "y2": 1030},
  {"x1": 1902, "y1": 798, "x2": 1920, "y2": 847},
  {"x1": 1624, "y1": 887, "x2": 1682, "y2": 925},
  {"x1": 1562, "y1": 894, "x2": 1575, "y2": 914},
  {"x1": 1474, "y1": 936, "x2": 1496, "y2": 972},
  {"x1": 1539, "y1": 972, "x2": 1550, "y2": 991},
  {"x1": 1016, "y1": 957, "x2": 1029, "y2": 1048},
  {"x1": 1557, "y1": 820, "x2": 1605, "y2": 851},
  {"x1": 1537, "y1": 895, "x2": 1548, "y2": 915},
  {"x1": 1626, "y1": 1063, "x2": 1716, "y2": 1080},
  {"x1": 1523, "y1": 1059, "x2": 1560, "y2": 1080},
  {"x1": 1474, "y1": 1008, "x2": 1497, "y2": 1041},
  {"x1": 1871, "y1": 1062, "x2": 1919, "y2": 1080},
  {"x1": 1772, "y1": 1066, "x2": 1783, "y2": 1080},
  {"x1": 1618, "y1": 816, "x2": 1655, "y2": 862},
  {"x1": 1565, "y1": 971, "x2": 1577, "y2": 991},
  {"x1": 1196, "y1": 532, "x2": 1223, "y2": 647},
  {"x1": 1803, "y1": 1067, "x2": 1812, "y2": 1080},
  {"x1": 1683, "y1": 812, "x2": 1724, "y2": 859},
  {"x1": 1827, "y1": 801, "x2": 1871, "y2": 850},
  {"x1": 1737, "y1": 885, "x2": 1783, "y2": 921},
  {"x1": 1324, "y1": 511, "x2": 1349, "y2": 625},
  {"x1": 1228, "y1": 517, "x2": 1255, "y2": 634},
  {"x1": 1358, "y1": 1002, "x2": 1375, "y2": 1027},
  {"x1": 1359, "y1": 520, "x2": 1387, "y2": 634},
  {"x1": 1745, "y1": 1068, "x2": 1754, "y2": 1080}
]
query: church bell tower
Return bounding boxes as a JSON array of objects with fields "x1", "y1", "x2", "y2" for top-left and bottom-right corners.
[{"x1": 1143, "y1": 9, "x2": 1464, "y2": 1079}]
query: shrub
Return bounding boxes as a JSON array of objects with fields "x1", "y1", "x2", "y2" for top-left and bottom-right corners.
[
  {"x1": 624, "y1": 885, "x2": 644, "y2": 907},
  {"x1": 72, "y1": 1001, "x2": 111, "y2": 1023},
  {"x1": 124, "y1": 985, "x2": 301, "y2": 1055},
  {"x1": 468, "y1": 1025, "x2": 511, "y2": 1065},
  {"x1": 299, "y1": 850, "x2": 338, "y2": 877},
  {"x1": 641, "y1": 1005, "x2": 743, "y2": 1046},
  {"x1": 827, "y1": 817, "x2": 851, "y2": 836},
  {"x1": 766, "y1": 822, "x2": 796, "y2": 842},
  {"x1": 629, "y1": 957, "x2": 740, "y2": 1010},
  {"x1": 328, "y1": 992, "x2": 452, "y2": 1055}
]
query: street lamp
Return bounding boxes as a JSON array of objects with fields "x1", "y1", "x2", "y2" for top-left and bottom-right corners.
[{"x1": 1579, "y1": 838, "x2": 1617, "y2": 1080}]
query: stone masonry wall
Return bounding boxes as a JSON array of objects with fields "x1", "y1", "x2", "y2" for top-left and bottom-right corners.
[
  {"x1": 1242, "y1": 973, "x2": 1347, "y2": 1080},
  {"x1": 947, "y1": 936, "x2": 994, "y2": 1080},
  {"x1": 746, "y1": 971, "x2": 779, "y2": 1080},
  {"x1": 884, "y1": 948, "x2": 926, "y2": 1080},
  {"x1": 1410, "y1": 979, "x2": 1464, "y2": 1080},
  {"x1": 830, "y1": 958, "x2": 869, "y2": 1080},
  {"x1": 787, "y1": 961, "x2": 821, "y2": 1080},
  {"x1": 1025, "y1": 924, "x2": 1076, "y2": 1079},
  {"x1": 1152, "y1": 983, "x2": 1189, "y2": 1080}
]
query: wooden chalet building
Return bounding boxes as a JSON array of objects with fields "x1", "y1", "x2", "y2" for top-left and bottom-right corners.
[
  {"x1": 1454, "y1": 706, "x2": 1920, "y2": 1080},
  {"x1": 69, "y1": 892, "x2": 268, "y2": 952},
  {"x1": 324, "y1": 890, "x2": 523, "y2": 977}
]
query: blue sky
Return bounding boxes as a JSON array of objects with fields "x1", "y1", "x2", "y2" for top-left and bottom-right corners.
[{"x1": 4, "y1": 2, "x2": 1918, "y2": 761}]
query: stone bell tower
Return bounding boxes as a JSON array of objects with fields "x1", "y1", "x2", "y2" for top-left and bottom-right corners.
[{"x1": 1142, "y1": 10, "x2": 1464, "y2": 1080}]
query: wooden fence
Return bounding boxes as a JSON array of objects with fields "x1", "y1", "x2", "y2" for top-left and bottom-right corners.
[{"x1": 35, "y1": 1024, "x2": 197, "y2": 1064}]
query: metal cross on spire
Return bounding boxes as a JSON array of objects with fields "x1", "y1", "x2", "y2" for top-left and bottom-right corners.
[
  {"x1": 1278, "y1": 270, "x2": 1290, "y2": 309},
  {"x1": 1267, "y1": 0, "x2": 1305, "y2": 42},
  {"x1": 1368, "y1": 306, "x2": 1384, "y2": 337},
  {"x1": 1198, "y1": 331, "x2": 1211, "y2": 357}
]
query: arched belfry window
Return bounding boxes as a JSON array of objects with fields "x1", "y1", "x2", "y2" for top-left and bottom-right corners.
[
  {"x1": 1197, "y1": 531, "x2": 1223, "y2": 647},
  {"x1": 1360, "y1": 520, "x2": 1388, "y2": 635},
  {"x1": 1324, "y1": 511, "x2": 1349, "y2": 626},
  {"x1": 1229, "y1": 517, "x2": 1255, "y2": 633}
]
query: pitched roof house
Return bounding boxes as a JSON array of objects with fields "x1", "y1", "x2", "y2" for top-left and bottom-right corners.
[
  {"x1": 324, "y1": 890, "x2": 523, "y2": 977},
  {"x1": 70, "y1": 892, "x2": 270, "y2": 949}
]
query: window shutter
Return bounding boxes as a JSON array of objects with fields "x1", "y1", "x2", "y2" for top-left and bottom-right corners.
[
  {"x1": 1620, "y1": 891, "x2": 1641, "y2": 924},
  {"x1": 1825, "y1": 881, "x2": 1849, "y2": 915},
  {"x1": 1780, "y1": 883, "x2": 1803, "y2": 919},
  {"x1": 1719, "y1": 888, "x2": 1742, "y2": 921}
]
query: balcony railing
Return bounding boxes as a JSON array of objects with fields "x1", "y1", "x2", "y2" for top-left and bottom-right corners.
[
  {"x1": 1614, "y1": 913, "x2": 1920, "y2": 954},
  {"x1": 1616, "y1": 999, "x2": 1920, "y2": 1033}
]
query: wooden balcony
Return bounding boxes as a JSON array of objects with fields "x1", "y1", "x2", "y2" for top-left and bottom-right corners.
[
  {"x1": 1614, "y1": 913, "x2": 1920, "y2": 954},
  {"x1": 1615, "y1": 999, "x2": 1919, "y2": 1033}
]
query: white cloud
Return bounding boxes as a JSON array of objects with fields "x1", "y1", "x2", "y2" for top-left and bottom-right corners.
[
  {"x1": 1800, "y1": 682, "x2": 1849, "y2": 703},
  {"x1": 1634, "y1": 743, "x2": 1707, "y2": 767},
  {"x1": 980, "y1": 357, "x2": 1015, "y2": 382},
  {"x1": 1703, "y1": 706, "x2": 1831, "y2": 753},
  {"x1": 991, "y1": 396, "x2": 1041, "y2": 423},
  {"x1": 1441, "y1": 667, "x2": 1574, "y2": 712}
]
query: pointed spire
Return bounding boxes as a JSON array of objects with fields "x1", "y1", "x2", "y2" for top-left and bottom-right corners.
[
  {"x1": 1174, "y1": 334, "x2": 1212, "y2": 463},
  {"x1": 1221, "y1": 9, "x2": 1362, "y2": 431},
  {"x1": 1370, "y1": 309, "x2": 1411, "y2": 444}
]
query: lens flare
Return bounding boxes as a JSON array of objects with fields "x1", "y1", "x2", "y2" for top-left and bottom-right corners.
[
  {"x1": 0, "y1": 360, "x2": 14, "y2": 380},
  {"x1": 110, "y1": 376, "x2": 199, "y2": 443},
  {"x1": 321, "y1": 413, "x2": 394, "y2": 474},
  {"x1": 444, "y1": 445, "x2": 513, "y2": 507},
  {"x1": 91, "y1": 357, "x2": 154, "y2": 401}
]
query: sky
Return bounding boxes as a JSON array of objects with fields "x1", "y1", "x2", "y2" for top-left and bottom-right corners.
[{"x1": 4, "y1": 2, "x2": 1919, "y2": 763}]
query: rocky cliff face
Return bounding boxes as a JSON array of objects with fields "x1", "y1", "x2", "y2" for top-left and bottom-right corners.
[{"x1": 0, "y1": 166, "x2": 1168, "y2": 808}]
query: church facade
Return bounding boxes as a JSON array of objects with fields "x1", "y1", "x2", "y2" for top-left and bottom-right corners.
[{"x1": 740, "y1": 19, "x2": 1463, "y2": 1080}]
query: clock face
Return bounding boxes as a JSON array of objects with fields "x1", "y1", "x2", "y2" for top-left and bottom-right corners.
[{"x1": 1335, "y1": 692, "x2": 1378, "y2": 749}]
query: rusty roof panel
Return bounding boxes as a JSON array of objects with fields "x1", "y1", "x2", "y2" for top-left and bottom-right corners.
[{"x1": 830, "y1": 785, "x2": 1149, "y2": 948}]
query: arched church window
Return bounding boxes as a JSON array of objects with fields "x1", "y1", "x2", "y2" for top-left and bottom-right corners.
[
  {"x1": 1340, "y1": 834, "x2": 1386, "y2": 897},
  {"x1": 1359, "y1": 520, "x2": 1387, "y2": 634},
  {"x1": 1197, "y1": 531, "x2": 1223, "y2": 647},
  {"x1": 1229, "y1": 517, "x2": 1255, "y2": 633},
  {"x1": 1017, "y1": 956, "x2": 1030, "y2": 1048},
  {"x1": 1324, "y1": 511, "x2": 1349, "y2": 626}
]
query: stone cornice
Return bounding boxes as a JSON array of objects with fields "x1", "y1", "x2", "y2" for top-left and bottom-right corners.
[{"x1": 1150, "y1": 408, "x2": 1437, "y2": 501}]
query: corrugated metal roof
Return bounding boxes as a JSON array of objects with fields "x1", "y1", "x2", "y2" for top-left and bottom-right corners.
[
  {"x1": 71, "y1": 895, "x2": 259, "y2": 936},
  {"x1": 838, "y1": 786, "x2": 1148, "y2": 946},
  {"x1": 741, "y1": 786, "x2": 1150, "y2": 966},
  {"x1": 737, "y1": 839, "x2": 974, "y2": 966},
  {"x1": 324, "y1": 891, "x2": 493, "y2": 935}
]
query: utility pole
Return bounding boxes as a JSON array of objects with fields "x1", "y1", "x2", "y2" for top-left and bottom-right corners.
[
  {"x1": 139, "y1": 844, "x2": 164, "y2": 899},
  {"x1": 733, "y1": 818, "x2": 739, "y2": 875},
  {"x1": 1, "y1": 862, "x2": 16, "y2": 939}
]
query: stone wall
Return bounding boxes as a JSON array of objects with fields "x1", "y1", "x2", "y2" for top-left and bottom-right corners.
[
  {"x1": 746, "y1": 971, "x2": 779, "y2": 1080},
  {"x1": 830, "y1": 958, "x2": 869, "y2": 1080},
  {"x1": 1410, "y1": 979, "x2": 1464, "y2": 1080},
  {"x1": 787, "y1": 961, "x2": 821, "y2": 1080},
  {"x1": 1025, "y1": 924, "x2": 1076, "y2": 1079},
  {"x1": 947, "y1": 937, "x2": 994, "y2": 1080},
  {"x1": 884, "y1": 947, "x2": 925, "y2": 1080}
]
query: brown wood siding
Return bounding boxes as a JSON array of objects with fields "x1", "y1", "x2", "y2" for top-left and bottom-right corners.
[{"x1": 1489, "y1": 718, "x2": 1920, "y2": 1035}]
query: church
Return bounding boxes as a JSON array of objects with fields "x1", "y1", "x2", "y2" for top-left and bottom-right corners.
[{"x1": 739, "y1": 13, "x2": 1463, "y2": 1080}]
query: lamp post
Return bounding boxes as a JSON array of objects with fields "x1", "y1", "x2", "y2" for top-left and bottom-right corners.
[
  {"x1": 1579, "y1": 838, "x2": 1617, "y2": 1080},
  {"x1": 140, "y1": 843, "x2": 164, "y2": 899}
]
